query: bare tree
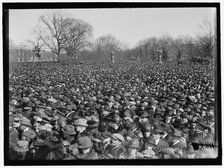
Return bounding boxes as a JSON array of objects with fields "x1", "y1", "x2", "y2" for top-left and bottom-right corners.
[
  {"x1": 33, "y1": 12, "x2": 71, "y2": 60},
  {"x1": 158, "y1": 34, "x2": 173, "y2": 61},
  {"x1": 94, "y1": 34, "x2": 122, "y2": 53},
  {"x1": 184, "y1": 36, "x2": 195, "y2": 60},
  {"x1": 147, "y1": 37, "x2": 159, "y2": 61},
  {"x1": 173, "y1": 36, "x2": 186, "y2": 63},
  {"x1": 197, "y1": 15, "x2": 215, "y2": 60},
  {"x1": 135, "y1": 40, "x2": 147, "y2": 60},
  {"x1": 62, "y1": 18, "x2": 93, "y2": 58}
]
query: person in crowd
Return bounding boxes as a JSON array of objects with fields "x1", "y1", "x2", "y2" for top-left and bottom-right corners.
[
  {"x1": 119, "y1": 138, "x2": 143, "y2": 159},
  {"x1": 103, "y1": 133, "x2": 125, "y2": 159},
  {"x1": 8, "y1": 59, "x2": 216, "y2": 160},
  {"x1": 64, "y1": 136, "x2": 98, "y2": 160}
]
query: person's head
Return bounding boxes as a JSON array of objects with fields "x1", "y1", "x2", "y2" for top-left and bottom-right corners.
[
  {"x1": 124, "y1": 131, "x2": 135, "y2": 142},
  {"x1": 165, "y1": 116, "x2": 172, "y2": 123},
  {"x1": 190, "y1": 122, "x2": 197, "y2": 129},
  {"x1": 153, "y1": 132, "x2": 162, "y2": 141},
  {"x1": 109, "y1": 122, "x2": 119, "y2": 130},
  {"x1": 206, "y1": 109, "x2": 214, "y2": 116},
  {"x1": 111, "y1": 133, "x2": 124, "y2": 147},
  {"x1": 75, "y1": 118, "x2": 88, "y2": 133},
  {"x1": 21, "y1": 130, "x2": 36, "y2": 141},
  {"x1": 125, "y1": 139, "x2": 139, "y2": 155},
  {"x1": 144, "y1": 130, "x2": 151, "y2": 138},
  {"x1": 13, "y1": 120, "x2": 21, "y2": 128},
  {"x1": 143, "y1": 124, "x2": 152, "y2": 138},
  {"x1": 135, "y1": 130, "x2": 143, "y2": 140},
  {"x1": 181, "y1": 117, "x2": 188, "y2": 124},
  {"x1": 201, "y1": 110, "x2": 206, "y2": 117},
  {"x1": 77, "y1": 136, "x2": 92, "y2": 154},
  {"x1": 152, "y1": 128, "x2": 163, "y2": 141}
]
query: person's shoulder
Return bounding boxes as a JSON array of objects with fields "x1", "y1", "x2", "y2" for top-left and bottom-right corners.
[
  {"x1": 117, "y1": 145, "x2": 125, "y2": 154},
  {"x1": 136, "y1": 151, "x2": 144, "y2": 159},
  {"x1": 118, "y1": 151, "x2": 126, "y2": 159},
  {"x1": 90, "y1": 149, "x2": 99, "y2": 160}
]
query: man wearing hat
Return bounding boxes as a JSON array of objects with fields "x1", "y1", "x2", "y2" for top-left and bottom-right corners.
[
  {"x1": 9, "y1": 115, "x2": 20, "y2": 149},
  {"x1": 103, "y1": 133, "x2": 125, "y2": 159},
  {"x1": 17, "y1": 116, "x2": 35, "y2": 140},
  {"x1": 68, "y1": 136, "x2": 98, "y2": 160},
  {"x1": 33, "y1": 131, "x2": 65, "y2": 160},
  {"x1": 74, "y1": 118, "x2": 89, "y2": 141},
  {"x1": 151, "y1": 126, "x2": 170, "y2": 157},
  {"x1": 141, "y1": 136, "x2": 158, "y2": 159},
  {"x1": 119, "y1": 138, "x2": 143, "y2": 159},
  {"x1": 107, "y1": 116, "x2": 126, "y2": 136},
  {"x1": 61, "y1": 124, "x2": 76, "y2": 145},
  {"x1": 169, "y1": 128, "x2": 188, "y2": 158},
  {"x1": 10, "y1": 140, "x2": 30, "y2": 160}
]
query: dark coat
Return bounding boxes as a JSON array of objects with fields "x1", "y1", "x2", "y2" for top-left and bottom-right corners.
[
  {"x1": 103, "y1": 144, "x2": 125, "y2": 159},
  {"x1": 9, "y1": 128, "x2": 19, "y2": 148},
  {"x1": 33, "y1": 139, "x2": 65, "y2": 160},
  {"x1": 64, "y1": 148, "x2": 98, "y2": 160},
  {"x1": 152, "y1": 139, "x2": 169, "y2": 157}
]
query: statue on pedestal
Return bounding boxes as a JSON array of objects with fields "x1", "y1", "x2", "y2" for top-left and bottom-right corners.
[
  {"x1": 110, "y1": 51, "x2": 115, "y2": 63},
  {"x1": 156, "y1": 49, "x2": 163, "y2": 64}
]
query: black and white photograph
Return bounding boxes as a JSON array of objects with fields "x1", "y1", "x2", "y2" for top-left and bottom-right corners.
[{"x1": 3, "y1": 2, "x2": 221, "y2": 166}]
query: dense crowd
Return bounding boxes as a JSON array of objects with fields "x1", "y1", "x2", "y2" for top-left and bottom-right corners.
[{"x1": 8, "y1": 60, "x2": 217, "y2": 160}]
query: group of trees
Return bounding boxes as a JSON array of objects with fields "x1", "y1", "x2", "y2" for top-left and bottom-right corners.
[
  {"x1": 33, "y1": 12, "x2": 93, "y2": 60},
  {"x1": 133, "y1": 33, "x2": 214, "y2": 64},
  {"x1": 10, "y1": 11, "x2": 215, "y2": 64}
]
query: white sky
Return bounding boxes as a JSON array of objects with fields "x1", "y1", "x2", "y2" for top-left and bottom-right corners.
[{"x1": 9, "y1": 8, "x2": 216, "y2": 48}]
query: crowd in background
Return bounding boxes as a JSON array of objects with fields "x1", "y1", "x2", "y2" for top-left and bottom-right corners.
[{"x1": 8, "y1": 60, "x2": 217, "y2": 160}]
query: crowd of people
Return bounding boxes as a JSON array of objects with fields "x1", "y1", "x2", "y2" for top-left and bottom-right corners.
[{"x1": 8, "y1": 59, "x2": 217, "y2": 160}]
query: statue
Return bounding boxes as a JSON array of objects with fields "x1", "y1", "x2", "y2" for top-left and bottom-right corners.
[
  {"x1": 110, "y1": 51, "x2": 115, "y2": 63},
  {"x1": 32, "y1": 43, "x2": 41, "y2": 62},
  {"x1": 156, "y1": 49, "x2": 163, "y2": 64}
]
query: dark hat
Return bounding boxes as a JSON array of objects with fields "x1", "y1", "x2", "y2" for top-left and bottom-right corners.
[
  {"x1": 140, "y1": 111, "x2": 149, "y2": 118},
  {"x1": 155, "y1": 108, "x2": 162, "y2": 115},
  {"x1": 62, "y1": 125, "x2": 76, "y2": 135},
  {"x1": 50, "y1": 131, "x2": 61, "y2": 142},
  {"x1": 125, "y1": 131, "x2": 136, "y2": 139},
  {"x1": 161, "y1": 123, "x2": 171, "y2": 132},
  {"x1": 152, "y1": 126, "x2": 164, "y2": 134},
  {"x1": 135, "y1": 130, "x2": 143, "y2": 139},
  {"x1": 145, "y1": 136, "x2": 155, "y2": 145}
]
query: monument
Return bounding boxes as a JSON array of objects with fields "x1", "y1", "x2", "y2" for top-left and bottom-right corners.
[
  {"x1": 110, "y1": 51, "x2": 115, "y2": 63},
  {"x1": 156, "y1": 49, "x2": 163, "y2": 64}
]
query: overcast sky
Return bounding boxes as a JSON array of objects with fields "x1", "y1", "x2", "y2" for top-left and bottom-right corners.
[{"x1": 9, "y1": 8, "x2": 216, "y2": 48}]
